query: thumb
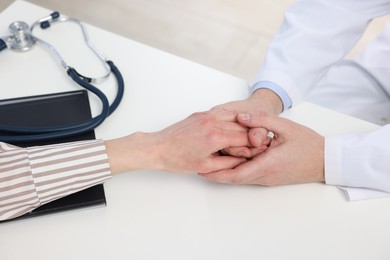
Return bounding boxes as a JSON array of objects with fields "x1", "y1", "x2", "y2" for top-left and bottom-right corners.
[{"x1": 237, "y1": 112, "x2": 289, "y2": 136}]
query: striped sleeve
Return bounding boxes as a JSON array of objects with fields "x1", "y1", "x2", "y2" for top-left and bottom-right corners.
[{"x1": 0, "y1": 140, "x2": 112, "y2": 221}]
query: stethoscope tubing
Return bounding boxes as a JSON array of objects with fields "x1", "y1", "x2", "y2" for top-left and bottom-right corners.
[
  {"x1": 0, "y1": 12, "x2": 125, "y2": 143},
  {"x1": 0, "y1": 60, "x2": 124, "y2": 143}
]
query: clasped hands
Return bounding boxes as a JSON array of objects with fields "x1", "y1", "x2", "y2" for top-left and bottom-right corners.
[
  {"x1": 107, "y1": 89, "x2": 325, "y2": 186},
  {"x1": 152, "y1": 89, "x2": 325, "y2": 186},
  {"x1": 197, "y1": 108, "x2": 325, "y2": 186}
]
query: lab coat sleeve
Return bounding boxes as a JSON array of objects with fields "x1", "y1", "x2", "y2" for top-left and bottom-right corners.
[
  {"x1": 0, "y1": 140, "x2": 112, "y2": 221},
  {"x1": 325, "y1": 125, "x2": 390, "y2": 200},
  {"x1": 254, "y1": 0, "x2": 390, "y2": 105}
]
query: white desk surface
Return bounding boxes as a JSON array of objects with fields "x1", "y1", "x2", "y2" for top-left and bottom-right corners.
[{"x1": 1, "y1": 1, "x2": 390, "y2": 260}]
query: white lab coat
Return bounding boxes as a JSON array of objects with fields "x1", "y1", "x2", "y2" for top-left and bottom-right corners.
[{"x1": 254, "y1": 0, "x2": 390, "y2": 200}]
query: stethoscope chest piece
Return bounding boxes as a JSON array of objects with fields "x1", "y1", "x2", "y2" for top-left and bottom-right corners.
[{"x1": 7, "y1": 21, "x2": 36, "y2": 52}]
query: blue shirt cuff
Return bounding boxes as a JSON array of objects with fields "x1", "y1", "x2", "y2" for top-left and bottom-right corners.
[{"x1": 251, "y1": 81, "x2": 292, "y2": 111}]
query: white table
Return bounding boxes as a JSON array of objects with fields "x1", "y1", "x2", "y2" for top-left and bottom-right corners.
[{"x1": 1, "y1": 1, "x2": 389, "y2": 259}]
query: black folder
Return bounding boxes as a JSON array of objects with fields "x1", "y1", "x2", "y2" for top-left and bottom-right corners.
[{"x1": 0, "y1": 90, "x2": 107, "y2": 222}]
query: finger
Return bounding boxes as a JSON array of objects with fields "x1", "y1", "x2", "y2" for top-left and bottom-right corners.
[
  {"x1": 263, "y1": 136, "x2": 271, "y2": 146},
  {"x1": 221, "y1": 146, "x2": 267, "y2": 158},
  {"x1": 218, "y1": 129, "x2": 251, "y2": 149},
  {"x1": 247, "y1": 146, "x2": 268, "y2": 157},
  {"x1": 247, "y1": 127, "x2": 269, "y2": 147},
  {"x1": 200, "y1": 156, "x2": 247, "y2": 174},
  {"x1": 217, "y1": 121, "x2": 248, "y2": 132},
  {"x1": 222, "y1": 146, "x2": 253, "y2": 158},
  {"x1": 237, "y1": 112, "x2": 290, "y2": 136},
  {"x1": 200, "y1": 157, "x2": 267, "y2": 184},
  {"x1": 210, "y1": 108, "x2": 239, "y2": 122}
]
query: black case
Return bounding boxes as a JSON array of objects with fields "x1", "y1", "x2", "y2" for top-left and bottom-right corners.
[{"x1": 0, "y1": 90, "x2": 107, "y2": 222}]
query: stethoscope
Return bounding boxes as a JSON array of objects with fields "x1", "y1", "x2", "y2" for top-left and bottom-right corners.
[{"x1": 0, "y1": 12, "x2": 124, "y2": 143}]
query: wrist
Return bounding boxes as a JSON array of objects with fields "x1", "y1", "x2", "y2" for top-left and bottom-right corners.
[
  {"x1": 105, "y1": 132, "x2": 160, "y2": 175},
  {"x1": 250, "y1": 89, "x2": 283, "y2": 114}
]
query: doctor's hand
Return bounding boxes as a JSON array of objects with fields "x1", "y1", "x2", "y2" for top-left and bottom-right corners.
[
  {"x1": 211, "y1": 89, "x2": 283, "y2": 158},
  {"x1": 106, "y1": 109, "x2": 250, "y2": 175},
  {"x1": 199, "y1": 112, "x2": 325, "y2": 186}
]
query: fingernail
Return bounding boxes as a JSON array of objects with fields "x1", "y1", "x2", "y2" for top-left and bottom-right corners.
[
  {"x1": 254, "y1": 133, "x2": 263, "y2": 143},
  {"x1": 238, "y1": 113, "x2": 251, "y2": 121}
]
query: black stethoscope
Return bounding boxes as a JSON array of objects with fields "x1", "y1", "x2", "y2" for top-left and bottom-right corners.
[{"x1": 0, "y1": 12, "x2": 124, "y2": 143}]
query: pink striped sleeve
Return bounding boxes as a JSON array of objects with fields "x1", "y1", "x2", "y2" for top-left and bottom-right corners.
[{"x1": 0, "y1": 140, "x2": 112, "y2": 221}]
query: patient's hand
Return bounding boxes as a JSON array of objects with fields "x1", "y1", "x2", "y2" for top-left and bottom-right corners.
[
  {"x1": 146, "y1": 108, "x2": 252, "y2": 174},
  {"x1": 106, "y1": 108, "x2": 252, "y2": 175}
]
